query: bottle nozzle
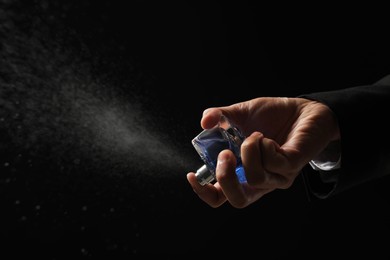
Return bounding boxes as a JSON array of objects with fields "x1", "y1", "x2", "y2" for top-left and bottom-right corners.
[{"x1": 195, "y1": 164, "x2": 215, "y2": 186}]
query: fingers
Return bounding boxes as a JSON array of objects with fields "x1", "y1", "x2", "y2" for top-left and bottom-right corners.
[
  {"x1": 186, "y1": 150, "x2": 246, "y2": 208},
  {"x1": 187, "y1": 126, "x2": 299, "y2": 208},
  {"x1": 261, "y1": 137, "x2": 296, "y2": 189},
  {"x1": 214, "y1": 150, "x2": 248, "y2": 208},
  {"x1": 187, "y1": 149, "x2": 273, "y2": 208},
  {"x1": 214, "y1": 150, "x2": 272, "y2": 208},
  {"x1": 186, "y1": 172, "x2": 227, "y2": 208},
  {"x1": 201, "y1": 108, "x2": 223, "y2": 129},
  {"x1": 242, "y1": 132, "x2": 294, "y2": 190}
]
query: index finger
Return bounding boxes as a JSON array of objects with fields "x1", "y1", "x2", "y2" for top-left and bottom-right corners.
[{"x1": 186, "y1": 172, "x2": 227, "y2": 208}]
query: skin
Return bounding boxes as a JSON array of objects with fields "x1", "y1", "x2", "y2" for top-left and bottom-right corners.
[{"x1": 186, "y1": 97, "x2": 340, "y2": 208}]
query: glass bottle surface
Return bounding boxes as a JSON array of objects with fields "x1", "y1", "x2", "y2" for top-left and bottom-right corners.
[{"x1": 192, "y1": 115, "x2": 247, "y2": 186}]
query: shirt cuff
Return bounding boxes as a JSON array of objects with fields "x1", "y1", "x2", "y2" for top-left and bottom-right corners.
[
  {"x1": 309, "y1": 157, "x2": 341, "y2": 171},
  {"x1": 309, "y1": 140, "x2": 341, "y2": 171}
]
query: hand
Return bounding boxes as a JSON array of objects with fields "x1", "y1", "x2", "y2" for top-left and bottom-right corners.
[{"x1": 187, "y1": 97, "x2": 340, "y2": 208}]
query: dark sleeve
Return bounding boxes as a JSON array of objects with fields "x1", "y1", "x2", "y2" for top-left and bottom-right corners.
[{"x1": 299, "y1": 74, "x2": 390, "y2": 199}]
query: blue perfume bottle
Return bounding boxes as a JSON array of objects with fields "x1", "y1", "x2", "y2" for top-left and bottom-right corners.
[{"x1": 192, "y1": 115, "x2": 247, "y2": 186}]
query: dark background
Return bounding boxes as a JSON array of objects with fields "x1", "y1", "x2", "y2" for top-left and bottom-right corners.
[{"x1": 1, "y1": 1, "x2": 389, "y2": 258}]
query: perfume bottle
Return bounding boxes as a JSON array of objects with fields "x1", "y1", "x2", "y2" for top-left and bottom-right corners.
[{"x1": 192, "y1": 115, "x2": 247, "y2": 186}]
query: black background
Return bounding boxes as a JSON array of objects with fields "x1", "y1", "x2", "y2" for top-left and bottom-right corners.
[{"x1": 1, "y1": 1, "x2": 390, "y2": 258}]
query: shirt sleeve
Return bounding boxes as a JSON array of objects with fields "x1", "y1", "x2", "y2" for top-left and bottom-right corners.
[{"x1": 299, "y1": 74, "x2": 390, "y2": 199}]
